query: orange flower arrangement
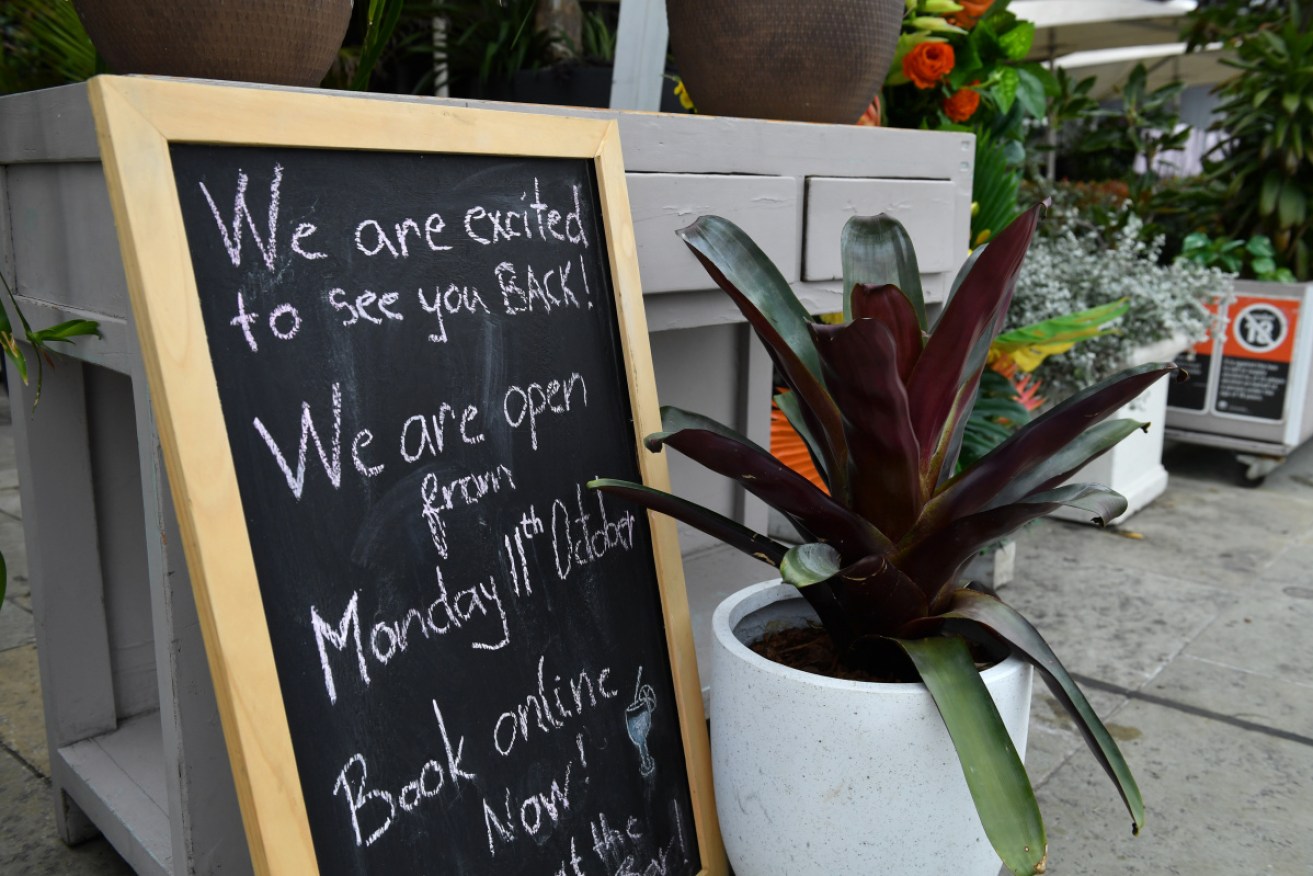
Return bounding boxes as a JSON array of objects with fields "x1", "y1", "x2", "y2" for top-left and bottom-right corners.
[
  {"x1": 947, "y1": 0, "x2": 994, "y2": 28},
  {"x1": 901, "y1": 42, "x2": 955, "y2": 90},
  {"x1": 943, "y1": 85, "x2": 981, "y2": 122}
]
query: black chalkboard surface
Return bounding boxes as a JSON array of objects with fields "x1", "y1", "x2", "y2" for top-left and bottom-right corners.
[
  {"x1": 162, "y1": 141, "x2": 702, "y2": 875},
  {"x1": 92, "y1": 78, "x2": 720, "y2": 875}
]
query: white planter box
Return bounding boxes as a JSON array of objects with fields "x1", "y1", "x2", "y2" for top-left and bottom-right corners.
[{"x1": 1051, "y1": 336, "x2": 1186, "y2": 525}]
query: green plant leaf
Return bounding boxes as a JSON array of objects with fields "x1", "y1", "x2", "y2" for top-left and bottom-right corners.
[
  {"x1": 349, "y1": 0, "x2": 407, "y2": 90},
  {"x1": 971, "y1": 129, "x2": 1022, "y2": 246},
  {"x1": 896, "y1": 635, "x2": 1047, "y2": 876},
  {"x1": 841, "y1": 216, "x2": 927, "y2": 330},
  {"x1": 1014, "y1": 66, "x2": 1048, "y2": 120},
  {"x1": 780, "y1": 543, "x2": 841, "y2": 588},
  {"x1": 908, "y1": 15, "x2": 967, "y2": 34},
  {"x1": 998, "y1": 22, "x2": 1035, "y2": 61},
  {"x1": 992, "y1": 67, "x2": 1020, "y2": 114},
  {"x1": 1277, "y1": 184, "x2": 1306, "y2": 228},
  {"x1": 992, "y1": 298, "x2": 1130, "y2": 350},
  {"x1": 1259, "y1": 173, "x2": 1281, "y2": 217},
  {"x1": 934, "y1": 590, "x2": 1146, "y2": 834},
  {"x1": 587, "y1": 478, "x2": 788, "y2": 567},
  {"x1": 2, "y1": 335, "x2": 29, "y2": 386},
  {"x1": 29, "y1": 319, "x2": 103, "y2": 344}
]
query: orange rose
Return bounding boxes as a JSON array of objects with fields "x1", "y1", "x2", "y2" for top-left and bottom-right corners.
[
  {"x1": 943, "y1": 86, "x2": 981, "y2": 122},
  {"x1": 948, "y1": 0, "x2": 994, "y2": 28},
  {"x1": 902, "y1": 42, "x2": 955, "y2": 90}
]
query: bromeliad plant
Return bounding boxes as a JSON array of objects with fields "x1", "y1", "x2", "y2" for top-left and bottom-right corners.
[{"x1": 590, "y1": 204, "x2": 1163, "y2": 875}]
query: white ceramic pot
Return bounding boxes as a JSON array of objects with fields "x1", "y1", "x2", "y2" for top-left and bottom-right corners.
[{"x1": 710, "y1": 581, "x2": 1033, "y2": 876}]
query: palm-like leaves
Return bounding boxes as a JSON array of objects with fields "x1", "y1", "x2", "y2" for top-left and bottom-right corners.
[{"x1": 590, "y1": 206, "x2": 1166, "y2": 875}]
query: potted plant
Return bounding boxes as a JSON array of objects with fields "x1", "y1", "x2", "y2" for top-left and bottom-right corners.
[{"x1": 591, "y1": 204, "x2": 1163, "y2": 874}]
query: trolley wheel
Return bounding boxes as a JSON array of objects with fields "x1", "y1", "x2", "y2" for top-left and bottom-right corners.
[
  {"x1": 1234, "y1": 462, "x2": 1265, "y2": 491},
  {"x1": 1234, "y1": 452, "x2": 1285, "y2": 488}
]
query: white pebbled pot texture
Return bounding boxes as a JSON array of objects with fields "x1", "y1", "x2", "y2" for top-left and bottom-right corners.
[{"x1": 710, "y1": 581, "x2": 1034, "y2": 876}]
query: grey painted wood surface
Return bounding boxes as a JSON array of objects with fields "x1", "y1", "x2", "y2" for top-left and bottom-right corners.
[
  {"x1": 629, "y1": 172, "x2": 802, "y2": 293},
  {"x1": 0, "y1": 80, "x2": 969, "y2": 875},
  {"x1": 609, "y1": 0, "x2": 668, "y2": 111}
]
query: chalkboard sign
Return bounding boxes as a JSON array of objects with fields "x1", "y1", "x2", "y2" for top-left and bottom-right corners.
[{"x1": 90, "y1": 76, "x2": 722, "y2": 876}]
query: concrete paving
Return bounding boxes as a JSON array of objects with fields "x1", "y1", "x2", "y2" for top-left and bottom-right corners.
[
  {"x1": 0, "y1": 391, "x2": 134, "y2": 874},
  {"x1": 1, "y1": 376, "x2": 1311, "y2": 873}
]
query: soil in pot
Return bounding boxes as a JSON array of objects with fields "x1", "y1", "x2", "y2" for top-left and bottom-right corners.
[{"x1": 750, "y1": 622, "x2": 1002, "y2": 683}]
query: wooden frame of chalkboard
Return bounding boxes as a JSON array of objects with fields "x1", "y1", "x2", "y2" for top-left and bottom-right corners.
[{"x1": 88, "y1": 75, "x2": 724, "y2": 876}]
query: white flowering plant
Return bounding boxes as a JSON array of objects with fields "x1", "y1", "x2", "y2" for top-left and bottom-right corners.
[{"x1": 1008, "y1": 201, "x2": 1228, "y2": 403}]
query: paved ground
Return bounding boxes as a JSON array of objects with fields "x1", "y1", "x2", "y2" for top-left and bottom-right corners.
[
  {"x1": 1, "y1": 377, "x2": 1310, "y2": 873},
  {"x1": 0, "y1": 389, "x2": 135, "y2": 875}
]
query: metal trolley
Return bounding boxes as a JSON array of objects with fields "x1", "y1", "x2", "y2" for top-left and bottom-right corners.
[{"x1": 1166, "y1": 280, "x2": 1313, "y2": 485}]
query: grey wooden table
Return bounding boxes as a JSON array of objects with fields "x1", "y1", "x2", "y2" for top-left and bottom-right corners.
[{"x1": 0, "y1": 79, "x2": 970, "y2": 875}]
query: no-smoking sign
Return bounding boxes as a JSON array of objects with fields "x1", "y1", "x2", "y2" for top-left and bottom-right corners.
[
  {"x1": 1233, "y1": 303, "x2": 1289, "y2": 356},
  {"x1": 1224, "y1": 296, "x2": 1300, "y2": 363},
  {"x1": 1215, "y1": 294, "x2": 1302, "y2": 421}
]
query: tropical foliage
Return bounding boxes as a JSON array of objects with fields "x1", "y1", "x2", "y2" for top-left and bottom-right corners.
[
  {"x1": 0, "y1": 0, "x2": 97, "y2": 94},
  {"x1": 1012, "y1": 188, "x2": 1224, "y2": 402},
  {"x1": 1047, "y1": 64, "x2": 1190, "y2": 200},
  {"x1": 882, "y1": 0, "x2": 1053, "y2": 245},
  {"x1": 1185, "y1": 3, "x2": 1313, "y2": 279},
  {"x1": 959, "y1": 298, "x2": 1128, "y2": 470},
  {"x1": 592, "y1": 206, "x2": 1157, "y2": 875},
  {"x1": 1179, "y1": 232, "x2": 1297, "y2": 284}
]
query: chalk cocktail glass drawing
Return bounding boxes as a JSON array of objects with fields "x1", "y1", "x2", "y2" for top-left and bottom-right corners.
[{"x1": 626, "y1": 670, "x2": 658, "y2": 777}]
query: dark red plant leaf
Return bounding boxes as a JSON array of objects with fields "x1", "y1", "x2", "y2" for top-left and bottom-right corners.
[
  {"x1": 897, "y1": 483, "x2": 1125, "y2": 610},
  {"x1": 980, "y1": 418, "x2": 1147, "y2": 511},
  {"x1": 678, "y1": 217, "x2": 851, "y2": 503},
  {"x1": 651, "y1": 424, "x2": 892, "y2": 561},
  {"x1": 905, "y1": 203, "x2": 1046, "y2": 481},
  {"x1": 829, "y1": 553, "x2": 931, "y2": 638},
  {"x1": 918, "y1": 363, "x2": 1177, "y2": 532},
  {"x1": 850, "y1": 282, "x2": 924, "y2": 384},
  {"x1": 587, "y1": 478, "x2": 788, "y2": 567},
  {"x1": 810, "y1": 320, "x2": 922, "y2": 538}
]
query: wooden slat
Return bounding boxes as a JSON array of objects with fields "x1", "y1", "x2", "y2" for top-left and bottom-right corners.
[
  {"x1": 803, "y1": 177, "x2": 961, "y2": 279},
  {"x1": 594, "y1": 124, "x2": 727, "y2": 875},
  {"x1": 0, "y1": 83, "x2": 100, "y2": 163},
  {"x1": 55, "y1": 713, "x2": 173, "y2": 876},
  {"x1": 89, "y1": 74, "x2": 317, "y2": 876},
  {"x1": 629, "y1": 172, "x2": 800, "y2": 294}
]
